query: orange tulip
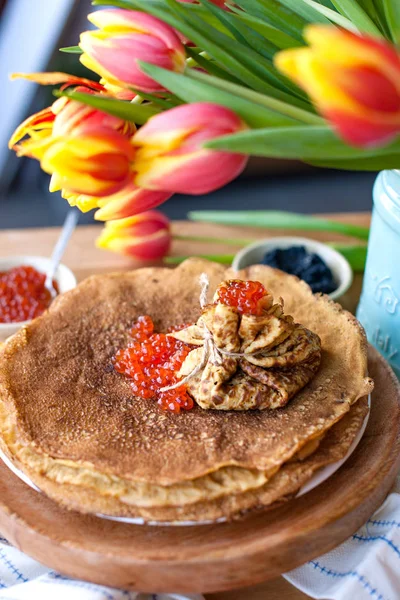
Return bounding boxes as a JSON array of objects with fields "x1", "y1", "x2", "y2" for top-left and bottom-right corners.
[
  {"x1": 9, "y1": 72, "x2": 134, "y2": 154},
  {"x1": 9, "y1": 72, "x2": 136, "y2": 198},
  {"x1": 96, "y1": 211, "x2": 171, "y2": 259},
  {"x1": 42, "y1": 127, "x2": 135, "y2": 197},
  {"x1": 275, "y1": 26, "x2": 400, "y2": 147}
]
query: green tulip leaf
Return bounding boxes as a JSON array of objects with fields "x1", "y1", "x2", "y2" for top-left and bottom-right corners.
[
  {"x1": 186, "y1": 69, "x2": 323, "y2": 124},
  {"x1": 329, "y1": 0, "x2": 383, "y2": 36},
  {"x1": 277, "y1": 0, "x2": 331, "y2": 23},
  {"x1": 311, "y1": 155, "x2": 400, "y2": 170},
  {"x1": 59, "y1": 45, "x2": 82, "y2": 53},
  {"x1": 163, "y1": 0, "x2": 309, "y2": 103},
  {"x1": 166, "y1": 254, "x2": 234, "y2": 265},
  {"x1": 382, "y1": 0, "x2": 400, "y2": 43},
  {"x1": 299, "y1": 0, "x2": 360, "y2": 31},
  {"x1": 54, "y1": 90, "x2": 160, "y2": 124},
  {"x1": 229, "y1": 9, "x2": 300, "y2": 49},
  {"x1": 185, "y1": 47, "x2": 245, "y2": 85},
  {"x1": 188, "y1": 210, "x2": 370, "y2": 241},
  {"x1": 205, "y1": 125, "x2": 400, "y2": 161},
  {"x1": 198, "y1": 0, "x2": 279, "y2": 60},
  {"x1": 233, "y1": 0, "x2": 307, "y2": 42},
  {"x1": 139, "y1": 62, "x2": 303, "y2": 127}
]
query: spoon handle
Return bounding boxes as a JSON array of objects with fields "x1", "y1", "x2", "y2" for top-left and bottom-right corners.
[{"x1": 45, "y1": 210, "x2": 79, "y2": 289}]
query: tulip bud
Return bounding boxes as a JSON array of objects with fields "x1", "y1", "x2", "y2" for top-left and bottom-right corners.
[
  {"x1": 132, "y1": 103, "x2": 248, "y2": 195},
  {"x1": 96, "y1": 211, "x2": 171, "y2": 260},
  {"x1": 275, "y1": 26, "x2": 400, "y2": 148},
  {"x1": 79, "y1": 9, "x2": 186, "y2": 93}
]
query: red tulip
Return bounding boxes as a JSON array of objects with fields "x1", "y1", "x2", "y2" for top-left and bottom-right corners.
[
  {"x1": 79, "y1": 9, "x2": 186, "y2": 93},
  {"x1": 132, "y1": 103, "x2": 248, "y2": 194}
]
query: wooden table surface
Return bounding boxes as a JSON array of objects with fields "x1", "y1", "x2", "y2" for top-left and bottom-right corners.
[{"x1": 0, "y1": 212, "x2": 371, "y2": 600}]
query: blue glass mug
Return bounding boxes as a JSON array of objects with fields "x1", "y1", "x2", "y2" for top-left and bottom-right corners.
[{"x1": 357, "y1": 170, "x2": 400, "y2": 378}]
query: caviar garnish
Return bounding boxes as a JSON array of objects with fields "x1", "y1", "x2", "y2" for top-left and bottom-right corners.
[
  {"x1": 0, "y1": 265, "x2": 58, "y2": 324},
  {"x1": 113, "y1": 316, "x2": 194, "y2": 413},
  {"x1": 262, "y1": 246, "x2": 336, "y2": 294},
  {"x1": 217, "y1": 280, "x2": 268, "y2": 316}
]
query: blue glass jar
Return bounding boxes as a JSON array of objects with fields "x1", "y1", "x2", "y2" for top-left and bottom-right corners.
[{"x1": 357, "y1": 170, "x2": 400, "y2": 378}]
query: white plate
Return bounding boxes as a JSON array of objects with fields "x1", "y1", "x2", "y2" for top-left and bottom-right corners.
[{"x1": 0, "y1": 396, "x2": 370, "y2": 527}]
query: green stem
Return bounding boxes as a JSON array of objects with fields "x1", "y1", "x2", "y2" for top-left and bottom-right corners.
[
  {"x1": 187, "y1": 69, "x2": 324, "y2": 125},
  {"x1": 188, "y1": 211, "x2": 370, "y2": 241},
  {"x1": 174, "y1": 234, "x2": 252, "y2": 245},
  {"x1": 165, "y1": 254, "x2": 235, "y2": 264}
]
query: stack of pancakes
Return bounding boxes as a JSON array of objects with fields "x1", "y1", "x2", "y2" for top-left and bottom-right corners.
[{"x1": 0, "y1": 259, "x2": 373, "y2": 523}]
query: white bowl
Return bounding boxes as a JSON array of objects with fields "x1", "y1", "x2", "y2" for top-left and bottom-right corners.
[
  {"x1": 232, "y1": 236, "x2": 353, "y2": 301},
  {"x1": 0, "y1": 255, "x2": 77, "y2": 342}
]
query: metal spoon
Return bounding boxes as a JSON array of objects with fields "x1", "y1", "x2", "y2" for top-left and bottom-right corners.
[{"x1": 45, "y1": 209, "x2": 79, "y2": 299}]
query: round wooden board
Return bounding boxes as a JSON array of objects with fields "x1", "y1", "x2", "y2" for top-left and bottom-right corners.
[{"x1": 0, "y1": 345, "x2": 399, "y2": 594}]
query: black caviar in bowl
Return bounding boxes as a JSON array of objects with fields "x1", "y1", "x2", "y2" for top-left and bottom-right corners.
[{"x1": 262, "y1": 245, "x2": 337, "y2": 295}]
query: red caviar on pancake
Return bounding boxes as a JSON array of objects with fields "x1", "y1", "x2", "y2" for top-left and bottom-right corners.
[
  {"x1": 217, "y1": 280, "x2": 268, "y2": 315},
  {"x1": 113, "y1": 316, "x2": 193, "y2": 413}
]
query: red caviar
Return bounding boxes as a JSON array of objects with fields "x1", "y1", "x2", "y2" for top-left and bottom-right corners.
[
  {"x1": 113, "y1": 316, "x2": 194, "y2": 413},
  {"x1": 0, "y1": 265, "x2": 58, "y2": 324},
  {"x1": 218, "y1": 280, "x2": 267, "y2": 316}
]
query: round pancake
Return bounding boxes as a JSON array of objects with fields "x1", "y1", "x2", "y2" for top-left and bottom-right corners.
[
  {"x1": 6, "y1": 397, "x2": 368, "y2": 522},
  {"x1": 0, "y1": 259, "x2": 372, "y2": 501}
]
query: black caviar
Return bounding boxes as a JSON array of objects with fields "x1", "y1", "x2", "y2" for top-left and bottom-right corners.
[{"x1": 262, "y1": 246, "x2": 337, "y2": 294}]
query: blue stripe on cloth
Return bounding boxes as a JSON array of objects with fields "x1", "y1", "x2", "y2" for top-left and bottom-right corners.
[
  {"x1": 45, "y1": 573, "x2": 118, "y2": 600},
  {"x1": 0, "y1": 549, "x2": 28, "y2": 583},
  {"x1": 352, "y1": 533, "x2": 400, "y2": 559},
  {"x1": 308, "y1": 560, "x2": 385, "y2": 600},
  {"x1": 368, "y1": 519, "x2": 400, "y2": 528}
]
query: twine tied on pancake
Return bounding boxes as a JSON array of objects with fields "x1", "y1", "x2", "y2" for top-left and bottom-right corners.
[{"x1": 159, "y1": 273, "x2": 250, "y2": 393}]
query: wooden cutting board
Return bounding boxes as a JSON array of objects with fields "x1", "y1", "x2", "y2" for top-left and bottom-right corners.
[{"x1": 0, "y1": 347, "x2": 398, "y2": 594}]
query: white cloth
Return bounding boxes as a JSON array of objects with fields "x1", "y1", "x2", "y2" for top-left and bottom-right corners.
[
  {"x1": 0, "y1": 540, "x2": 202, "y2": 600},
  {"x1": 0, "y1": 479, "x2": 399, "y2": 600},
  {"x1": 285, "y1": 474, "x2": 400, "y2": 599}
]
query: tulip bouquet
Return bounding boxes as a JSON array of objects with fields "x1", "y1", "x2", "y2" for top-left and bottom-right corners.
[{"x1": 8, "y1": 0, "x2": 400, "y2": 260}]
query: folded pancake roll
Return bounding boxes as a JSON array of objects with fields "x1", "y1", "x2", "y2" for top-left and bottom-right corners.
[
  {"x1": 0, "y1": 259, "x2": 374, "y2": 523},
  {"x1": 170, "y1": 280, "x2": 322, "y2": 410}
]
